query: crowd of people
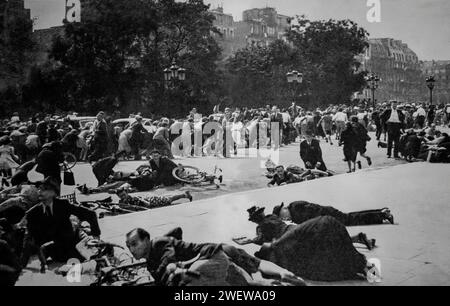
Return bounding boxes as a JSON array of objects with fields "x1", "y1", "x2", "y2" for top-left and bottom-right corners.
[{"x1": 0, "y1": 99, "x2": 449, "y2": 286}]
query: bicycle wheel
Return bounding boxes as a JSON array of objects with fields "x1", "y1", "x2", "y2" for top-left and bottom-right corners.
[
  {"x1": 63, "y1": 152, "x2": 77, "y2": 170},
  {"x1": 172, "y1": 166, "x2": 206, "y2": 184}
]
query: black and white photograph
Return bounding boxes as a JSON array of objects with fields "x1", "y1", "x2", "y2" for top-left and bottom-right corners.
[{"x1": 0, "y1": 0, "x2": 449, "y2": 292}]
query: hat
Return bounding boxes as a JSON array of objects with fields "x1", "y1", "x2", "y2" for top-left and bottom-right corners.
[
  {"x1": 18, "y1": 126, "x2": 28, "y2": 133},
  {"x1": 135, "y1": 115, "x2": 143, "y2": 121},
  {"x1": 272, "y1": 203, "x2": 285, "y2": 216},
  {"x1": 10, "y1": 130, "x2": 25, "y2": 137},
  {"x1": 247, "y1": 206, "x2": 265, "y2": 222},
  {"x1": 36, "y1": 177, "x2": 60, "y2": 194}
]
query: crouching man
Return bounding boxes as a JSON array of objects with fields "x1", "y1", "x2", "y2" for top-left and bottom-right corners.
[
  {"x1": 21, "y1": 177, "x2": 101, "y2": 272},
  {"x1": 125, "y1": 228, "x2": 305, "y2": 286}
]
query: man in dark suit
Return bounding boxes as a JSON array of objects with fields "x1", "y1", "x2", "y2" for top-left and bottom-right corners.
[
  {"x1": 36, "y1": 141, "x2": 64, "y2": 186},
  {"x1": 148, "y1": 150, "x2": 179, "y2": 187},
  {"x1": 300, "y1": 134, "x2": 327, "y2": 171},
  {"x1": 270, "y1": 107, "x2": 283, "y2": 148},
  {"x1": 125, "y1": 228, "x2": 298, "y2": 286},
  {"x1": 22, "y1": 177, "x2": 101, "y2": 268},
  {"x1": 381, "y1": 101, "x2": 405, "y2": 158}
]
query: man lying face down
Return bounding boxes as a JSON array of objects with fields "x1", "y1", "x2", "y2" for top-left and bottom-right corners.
[
  {"x1": 272, "y1": 201, "x2": 394, "y2": 226},
  {"x1": 125, "y1": 228, "x2": 304, "y2": 286}
]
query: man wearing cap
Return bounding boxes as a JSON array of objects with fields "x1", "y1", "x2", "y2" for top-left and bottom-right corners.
[
  {"x1": 89, "y1": 111, "x2": 108, "y2": 162},
  {"x1": 21, "y1": 177, "x2": 101, "y2": 267}
]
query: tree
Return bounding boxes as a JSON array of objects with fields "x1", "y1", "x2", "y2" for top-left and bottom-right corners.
[
  {"x1": 140, "y1": 0, "x2": 223, "y2": 116},
  {"x1": 23, "y1": 0, "x2": 223, "y2": 116},
  {"x1": 287, "y1": 16, "x2": 369, "y2": 106},
  {"x1": 225, "y1": 16, "x2": 369, "y2": 109},
  {"x1": 0, "y1": 0, "x2": 34, "y2": 95},
  {"x1": 41, "y1": 0, "x2": 159, "y2": 113}
]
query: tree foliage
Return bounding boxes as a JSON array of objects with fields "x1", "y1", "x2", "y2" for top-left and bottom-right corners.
[
  {"x1": 23, "y1": 0, "x2": 222, "y2": 116},
  {"x1": 226, "y1": 16, "x2": 369, "y2": 109}
]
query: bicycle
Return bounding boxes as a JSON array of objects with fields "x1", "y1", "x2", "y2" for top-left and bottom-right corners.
[
  {"x1": 172, "y1": 165, "x2": 223, "y2": 189},
  {"x1": 62, "y1": 152, "x2": 78, "y2": 170}
]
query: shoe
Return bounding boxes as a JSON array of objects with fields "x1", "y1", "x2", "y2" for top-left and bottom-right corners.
[
  {"x1": 357, "y1": 161, "x2": 362, "y2": 169},
  {"x1": 358, "y1": 233, "x2": 374, "y2": 251},
  {"x1": 185, "y1": 191, "x2": 193, "y2": 202},
  {"x1": 387, "y1": 155, "x2": 392, "y2": 159}
]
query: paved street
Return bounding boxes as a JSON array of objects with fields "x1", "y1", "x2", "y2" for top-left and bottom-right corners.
[
  {"x1": 18, "y1": 133, "x2": 450, "y2": 286},
  {"x1": 32, "y1": 133, "x2": 408, "y2": 203},
  {"x1": 19, "y1": 161, "x2": 450, "y2": 286}
]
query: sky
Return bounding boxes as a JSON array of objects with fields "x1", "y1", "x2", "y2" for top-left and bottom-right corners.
[{"x1": 25, "y1": 0, "x2": 450, "y2": 61}]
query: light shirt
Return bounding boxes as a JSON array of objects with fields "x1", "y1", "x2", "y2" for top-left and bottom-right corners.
[
  {"x1": 388, "y1": 109, "x2": 400, "y2": 123},
  {"x1": 281, "y1": 112, "x2": 291, "y2": 123},
  {"x1": 333, "y1": 112, "x2": 348, "y2": 122},
  {"x1": 416, "y1": 107, "x2": 426, "y2": 117},
  {"x1": 357, "y1": 112, "x2": 366, "y2": 120}
]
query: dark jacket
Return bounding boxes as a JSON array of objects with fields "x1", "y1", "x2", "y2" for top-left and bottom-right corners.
[
  {"x1": 300, "y1": 139, "x2": 327, "y2": 171},
  {"x1": 92, "y1": 156, "x2": 118, "y2": 186},
  {"x1": 36, "y1": 147, "x2": 64, "y2": 181},
  {"x1": 269, "y1": 171, "x2": 300, "y2": 186},
  {"x1": 149, "y1": 157, "x2": 179, "y2": 186},
  {"x1": 130, "y1": 122, "x2": 147, "y2": 147},
  {"x1": 381, "y1": 109, "x2": 405, "y2": 129},
  {"x1": 146, "y1": 236, "x2": 221, "y2": 284},
  {"x1": 26, "y1": 199, "x2": 101, "y2": 250},
  {"x1": 0, "y1": 240, "x2": 21, "y2": 286},
  {"x1": 254, "y1": 215, "x2": 294, "y2": 245},
  {"x1": 270, "y1": 113, "x2": 283, "y2": 126},
  {"x1": 287, "y1": 201, "x2": 348, "y2": 225}
]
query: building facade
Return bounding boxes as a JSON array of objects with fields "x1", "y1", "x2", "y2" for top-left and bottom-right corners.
[
  {"x1": 210, "y1": 6, "x2": 291, "y2": 59},
  {"x1": 421, "y1": 60, "x2": 450, "y2": 105},
  {"x1": 357, "y1": 38, "x2": 426, "y2": 103},
  {"x1": 210, "y1": 6, "x2": 244, "y2": 59}
]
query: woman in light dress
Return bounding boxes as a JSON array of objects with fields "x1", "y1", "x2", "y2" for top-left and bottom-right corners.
[{"x1": 0, "y1": 136, "x2": 20, "y2": 187}]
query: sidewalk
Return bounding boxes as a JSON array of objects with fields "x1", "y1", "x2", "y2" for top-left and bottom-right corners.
[{"x1": 18, "y1": 162, "x2": 450, "y2": 286}]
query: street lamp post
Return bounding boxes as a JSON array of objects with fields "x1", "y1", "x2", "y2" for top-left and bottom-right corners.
[
  {"x1": 164, "y1": 59, "x2": 186, "y2": 84},
  {"x1": 366, "y1": 73, "x2": 381, "y2": 108},
  {"x1": 286, "y1": 70, "x2": 303, "y2": 106},
  {"x1": 426, "y1": 76, "x2": 436, "y2": 106},
  {"x1": 163, "y1": 59, "x2": 186, "y2": 115}
]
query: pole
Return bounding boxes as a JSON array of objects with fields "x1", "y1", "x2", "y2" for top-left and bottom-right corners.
[
  {"x1": 372, "y1": 87, "x2": 375, "y2": 108},
  {"x1": 430, "y1": 88, "x2": 433, "y2": 106}
]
